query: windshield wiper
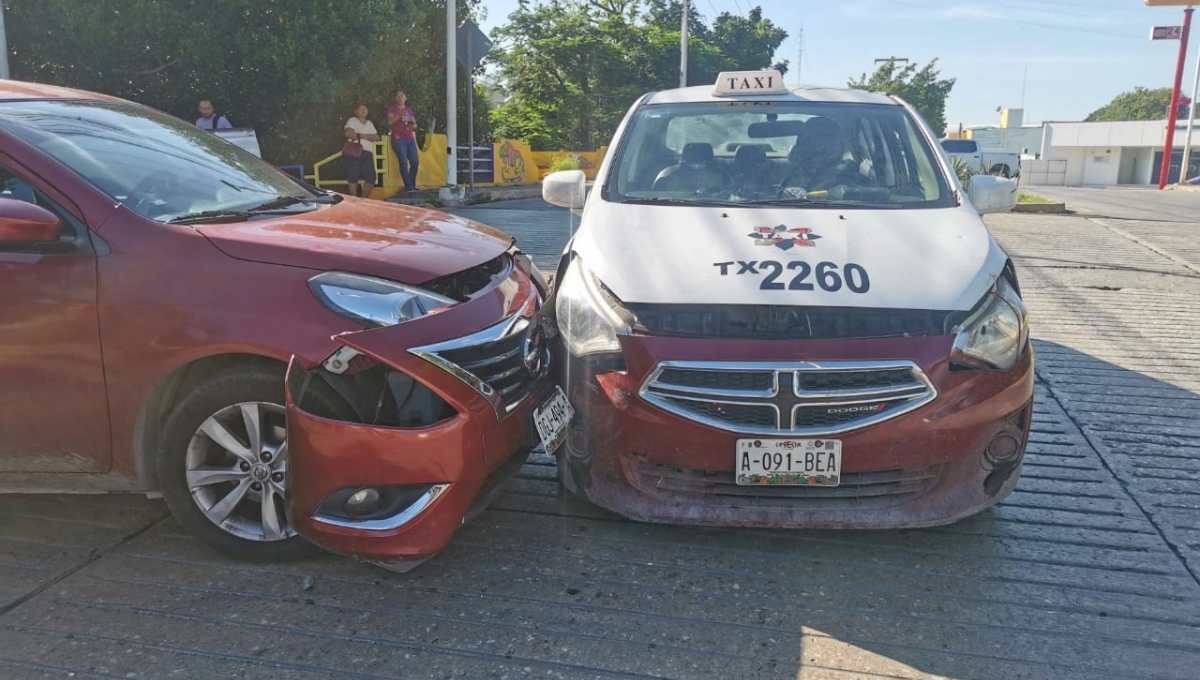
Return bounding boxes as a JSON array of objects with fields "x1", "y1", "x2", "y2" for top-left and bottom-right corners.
[
  {"x1": 617, "y1": 196, "x2": 732, "y2": 206},
  {"x1": 243, "y1": 193, "x2": 337, "y2": 213},
  {"x1": 738, "y1": 197, "x2": 895, "y2": 208},
  {"x1": 166, "y1": 209, "x2": 253, "y2": 224}
]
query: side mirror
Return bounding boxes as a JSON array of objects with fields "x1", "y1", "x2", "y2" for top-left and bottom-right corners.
[
  {"x1": 542, "y1": 170, "x2": 587, "y2": 211},
  {"x1": 0, "y1": 198, "x2": 62, "y2": 244},
  {"x1": 965, "y1": 174, "x2": 1018, "y2": 215}
]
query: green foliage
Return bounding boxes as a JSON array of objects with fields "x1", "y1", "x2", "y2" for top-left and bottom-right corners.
[
  {"x1": 1084, "y1": 86, "x2": 1196, "y2": 122},
  {"x1": 950, "y1": 156, "x2": 976, "y2": 188},
  {"x1": 848, "y1": 59, "x2": 956, "y2": 135},
  {"x1": 549, "y1": 154, "x2": 584, "y2": 172},
  {"x1": 5, "y1": 0, "x2": 490, "y2": 166},
  {"x1": 490, "y1": 1, "x2": 788, "y2": 151}
]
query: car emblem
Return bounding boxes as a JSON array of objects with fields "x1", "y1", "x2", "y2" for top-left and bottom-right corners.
[
  {"x1": 748, "y1": 225, "x2": 821, "y2": 250},
  {"x1": 521, "y1": 328, "x2": 546, "y2": 374}
]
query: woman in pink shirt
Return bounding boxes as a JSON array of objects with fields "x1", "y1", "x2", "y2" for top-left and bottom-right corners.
[{"x1": 386, "y1": 89, "x2": 419, "y2": 192}]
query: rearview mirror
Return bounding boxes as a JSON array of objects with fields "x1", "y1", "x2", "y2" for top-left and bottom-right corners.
[
  {"x1": 965, "y1": 175, "x2": 1018, "y2": 215},
  {"x1": 0, "y1": 198, "x2": 62, "y2": 244},
  {"x1": 747, "y1": 120, "x2": 806, "y2": 138},
  {"x1": 542, "y1": 170, "x2": 587, "y2": 211}
]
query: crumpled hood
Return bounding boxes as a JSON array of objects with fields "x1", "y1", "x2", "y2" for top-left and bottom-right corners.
[
  {"x1": 573, "y1": 201, "x2": 1008, "y2": 312},
  {"x1": 198, "y1": 199, "x2": 512, "y2": 283}
]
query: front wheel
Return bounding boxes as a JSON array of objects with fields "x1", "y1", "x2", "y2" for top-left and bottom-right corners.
[{"x1": 157, "y1": 364, "x2": 346, "y2": 561}]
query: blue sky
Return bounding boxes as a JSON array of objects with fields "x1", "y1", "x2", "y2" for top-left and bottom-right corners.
[{"x1": 476, "y1": 0, "x2": 1199, "y2": 130}]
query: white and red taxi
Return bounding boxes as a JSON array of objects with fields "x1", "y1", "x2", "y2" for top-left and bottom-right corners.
[{"x1": 541, "y1": 71, "x2": 1030, "y2": 529}]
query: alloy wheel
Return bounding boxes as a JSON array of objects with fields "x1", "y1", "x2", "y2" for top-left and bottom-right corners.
[{"x1": 184, "y1": 401, "x2": 295, "y2": 542}]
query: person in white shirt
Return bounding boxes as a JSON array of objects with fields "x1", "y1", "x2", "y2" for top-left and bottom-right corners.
[{"x1": 343, "y1": 103, "x2": 380, "y2": 197}]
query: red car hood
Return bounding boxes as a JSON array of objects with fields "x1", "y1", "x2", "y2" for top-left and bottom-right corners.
[{"x1": 197, "y1": 199, "x2": 512, "y2": 283}]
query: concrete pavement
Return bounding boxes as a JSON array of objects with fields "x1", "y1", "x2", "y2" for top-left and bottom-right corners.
[{"x1": 1, "y1": 193, "x2": 1199, "y2": 679}]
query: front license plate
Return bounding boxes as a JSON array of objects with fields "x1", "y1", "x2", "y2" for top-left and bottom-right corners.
[
  {"x1": 533, "y1": 386, "x2": 574, "y2": 454},
  {"x1": 736, "y1": 439, "x2": 842, "y2": 486}
]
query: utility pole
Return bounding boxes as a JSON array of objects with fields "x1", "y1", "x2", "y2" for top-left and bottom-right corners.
[
  {"x1": 1020, "y1": 62, "x2": 1029, "y2": 110},
  {"x1": 446, "y1": 0, "x2": 458, "y2": 187},
  {"x1": 796, "y1": 23, "x2": 803, "y2": 83},
  {"x1": 0, "y1": 1, "x2": 10, "y2": 80},
  {"x1": 680, "y1": 0, "x2": 689, "y2": 88},
  {"x1": 1181, "y1": 35, "x2": 1200, "y2": 183}
]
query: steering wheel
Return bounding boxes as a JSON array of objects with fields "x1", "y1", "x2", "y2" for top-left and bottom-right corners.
[{"x1": 127, "y1": 173, "x2": 183, "y2": 216}]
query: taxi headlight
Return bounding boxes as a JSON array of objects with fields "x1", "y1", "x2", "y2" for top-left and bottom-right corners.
[
  {"x1": 951, "y1": 277, "x2": 1030, "y2": 370},
  {"x1": 555, "y1": 258, "x2": 631, "y2": 357},
  {"x1": 309, "y1": 271, "x2": 456, "y2": 327}
]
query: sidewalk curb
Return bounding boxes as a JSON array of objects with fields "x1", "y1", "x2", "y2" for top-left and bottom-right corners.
[
  {"x1": 387, "y1": 185, "x2": 542, "y2": 207},
  {"x1": 1012, "y1": 202, "x2": 1068, "y2": 214}
]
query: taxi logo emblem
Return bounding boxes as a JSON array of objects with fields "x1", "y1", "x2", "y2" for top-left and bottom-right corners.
[{"x1": 748, "y1": 225, "x2": 821, "y2": 250}]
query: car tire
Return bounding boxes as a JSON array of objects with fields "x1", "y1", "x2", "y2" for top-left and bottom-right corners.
[{"x1": 157, "y1": 362, "x2": 350, "y2": 562}]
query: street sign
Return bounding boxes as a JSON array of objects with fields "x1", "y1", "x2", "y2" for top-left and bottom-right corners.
[
  {"x1": 1152, "y1": 25, "x2": 1183, "y2": 40},
  {"x1": 456, "y1": 20, "x2": 492, "y2": 71}
]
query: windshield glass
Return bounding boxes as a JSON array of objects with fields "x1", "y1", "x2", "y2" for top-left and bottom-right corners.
[
  {"x1": 605, "y1": 100, "x2": 953, "y2": 208},
  {"x1": 0, "y1": 99, "x2": 317, "y2": 221},
  {"x1": 941, "y1": 139, "x2": 978, "y2": 153}
]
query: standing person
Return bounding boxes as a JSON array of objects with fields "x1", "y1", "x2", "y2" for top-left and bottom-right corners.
[
  {"x1": 195, "y1": 100, "x2": 232, "y2": 131},
  {"x1": 386, "y1": 89, "x2": 420, "y2": 192},
  {"x1": 344, "y1": 103, "x2": 380, "y2": 198}
]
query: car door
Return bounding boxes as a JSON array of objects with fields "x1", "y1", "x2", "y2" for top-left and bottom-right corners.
[{"x1": 0, "y1": 156, "x2": 111, "y2": 472}]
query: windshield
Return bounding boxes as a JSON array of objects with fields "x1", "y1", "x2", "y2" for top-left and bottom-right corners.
[
  {"x1": 0, "y1": 99, "x2": 319, "y2": 221},
  {"x1": 605, "y1": 100, "x2": 953, "y2": 209},
  {"x1": 941, "y1": 139, "x2": 978, "y2": 153}
]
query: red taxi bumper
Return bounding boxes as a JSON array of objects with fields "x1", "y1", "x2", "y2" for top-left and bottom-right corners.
[
  {"x1": 559, "y1": 334, "x2": 1034, "y2": 529},
  {"x1": 285, "y1": 263, "x2": 550, "y2": 570}
]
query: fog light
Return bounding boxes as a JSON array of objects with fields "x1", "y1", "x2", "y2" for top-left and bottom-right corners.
[
  {"x1": 986, "y1": 434, "x2": 1020, "y2": 464},
  {"x1": 345, "y1": 487, "x2": 383, "y2": 517}
]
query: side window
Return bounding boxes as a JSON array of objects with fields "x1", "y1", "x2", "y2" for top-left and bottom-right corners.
[
  {"x1": 1, "y1": 167, "x2": 41, "y2": 206},
  {"x1": 0, "y1": 163, "x2": 84, "y2": 247}
]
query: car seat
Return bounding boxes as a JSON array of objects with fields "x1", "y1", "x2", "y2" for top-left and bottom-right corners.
[
  {"x1": 651, "y1": 143, "x2": 731, "y2": 194},
  {"x1": 733, "y1": 144, "x2": 775, "y2": 194}
]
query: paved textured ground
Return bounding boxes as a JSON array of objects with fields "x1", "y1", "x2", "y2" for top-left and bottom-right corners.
[{"x1": 1, "y1": 189, "x2": 1198, "y2": 679}]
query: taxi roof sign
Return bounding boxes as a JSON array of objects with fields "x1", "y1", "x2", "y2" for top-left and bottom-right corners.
[{"x1": 713, "y1": 70, "x2": 787, "y2": 97}]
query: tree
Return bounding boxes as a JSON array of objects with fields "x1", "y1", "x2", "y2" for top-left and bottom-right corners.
[
  {"x1": 848, "y1": 59, "x2": 956, "y2": 135},
  {"x1": 490, "y1": 0, "x2": 788, "y2": 150},
  {"x1": 5, "y1": 0, "x2": 487, "y2": 166},
  {"x1": 1085, "y1": 87, "x2": 1195, "y2": 122}
]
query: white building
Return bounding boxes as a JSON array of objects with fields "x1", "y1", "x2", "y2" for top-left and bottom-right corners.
[
  {"x1": 959, "y1": 108, "x2": 1200, "y2": 187},
  {"x1": 1031, "y1": 120, "x2": 1198, "y2": 186}
]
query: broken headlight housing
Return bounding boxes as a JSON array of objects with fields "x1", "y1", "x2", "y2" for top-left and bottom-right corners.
[
  {"x1": 554, "y1": 257, "x2": 632, "y2": 357},
  {"x1": 951, "y1": 276, "x2": 1029, "y2": 370},
  {"x1": 309, "y1": 271, "x2": 456, "y2": 328}
]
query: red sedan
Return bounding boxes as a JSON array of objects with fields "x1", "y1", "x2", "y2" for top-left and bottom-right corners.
[{"x1": 0, "y1": 80, "x2": 568, "y2": 570}]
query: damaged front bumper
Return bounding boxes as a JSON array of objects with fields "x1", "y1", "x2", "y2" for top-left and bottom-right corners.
[{"x1": 284, "y1": 262, "x2": 552, "y2": 570}]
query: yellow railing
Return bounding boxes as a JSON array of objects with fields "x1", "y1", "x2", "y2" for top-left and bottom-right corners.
[
  {"x1": 307, "y1": 134, "x2": 450, "y2": 200},
  {"x1": 306, "y1": 134, "x2": 608, "y2": 199}
]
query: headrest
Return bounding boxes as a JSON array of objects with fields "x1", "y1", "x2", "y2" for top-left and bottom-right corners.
[
  {"x1": 681, "y1": 143, "x2": 714, "y2": 164},
  {"x1": 735, "y1": 144, "x2": 768, "y2": 166},
  {"x1": 804, "y1": 117, "x2": 840, "y2": 139}
]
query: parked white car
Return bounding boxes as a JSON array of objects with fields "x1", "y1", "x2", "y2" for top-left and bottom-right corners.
[{"x1": 941, "y1": 138, "x2": 1020, "y2": 179}]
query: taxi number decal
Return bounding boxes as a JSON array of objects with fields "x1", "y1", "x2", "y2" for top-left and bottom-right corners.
[{"x1": 713, "y1": 260, "x2": 871, "y2": 294}]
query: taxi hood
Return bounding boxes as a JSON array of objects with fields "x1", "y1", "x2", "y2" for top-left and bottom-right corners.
[
  {"x1": 573, "y1": 201, "x2": 1007, "y2": 312},
  {"x1": 197, "y1": 199, "x2": 512, "y2": 284}
]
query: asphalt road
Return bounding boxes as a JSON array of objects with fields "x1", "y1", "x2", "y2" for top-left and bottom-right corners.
[{"x1": 2, "y1": 194, "x2": 1199, "y2": 679}]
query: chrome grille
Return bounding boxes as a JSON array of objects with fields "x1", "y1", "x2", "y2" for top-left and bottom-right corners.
[
  {"x1": 410, "y1": 297, "x2": 548, "y2": 418},
  {"x1": 639, "y1": 361, "x2": 937, "y2": 435}
]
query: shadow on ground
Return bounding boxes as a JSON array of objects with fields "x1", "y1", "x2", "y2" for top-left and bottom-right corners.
[{"x1": 0, "y1": 341, "x2": 1197, "y2": 680}]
